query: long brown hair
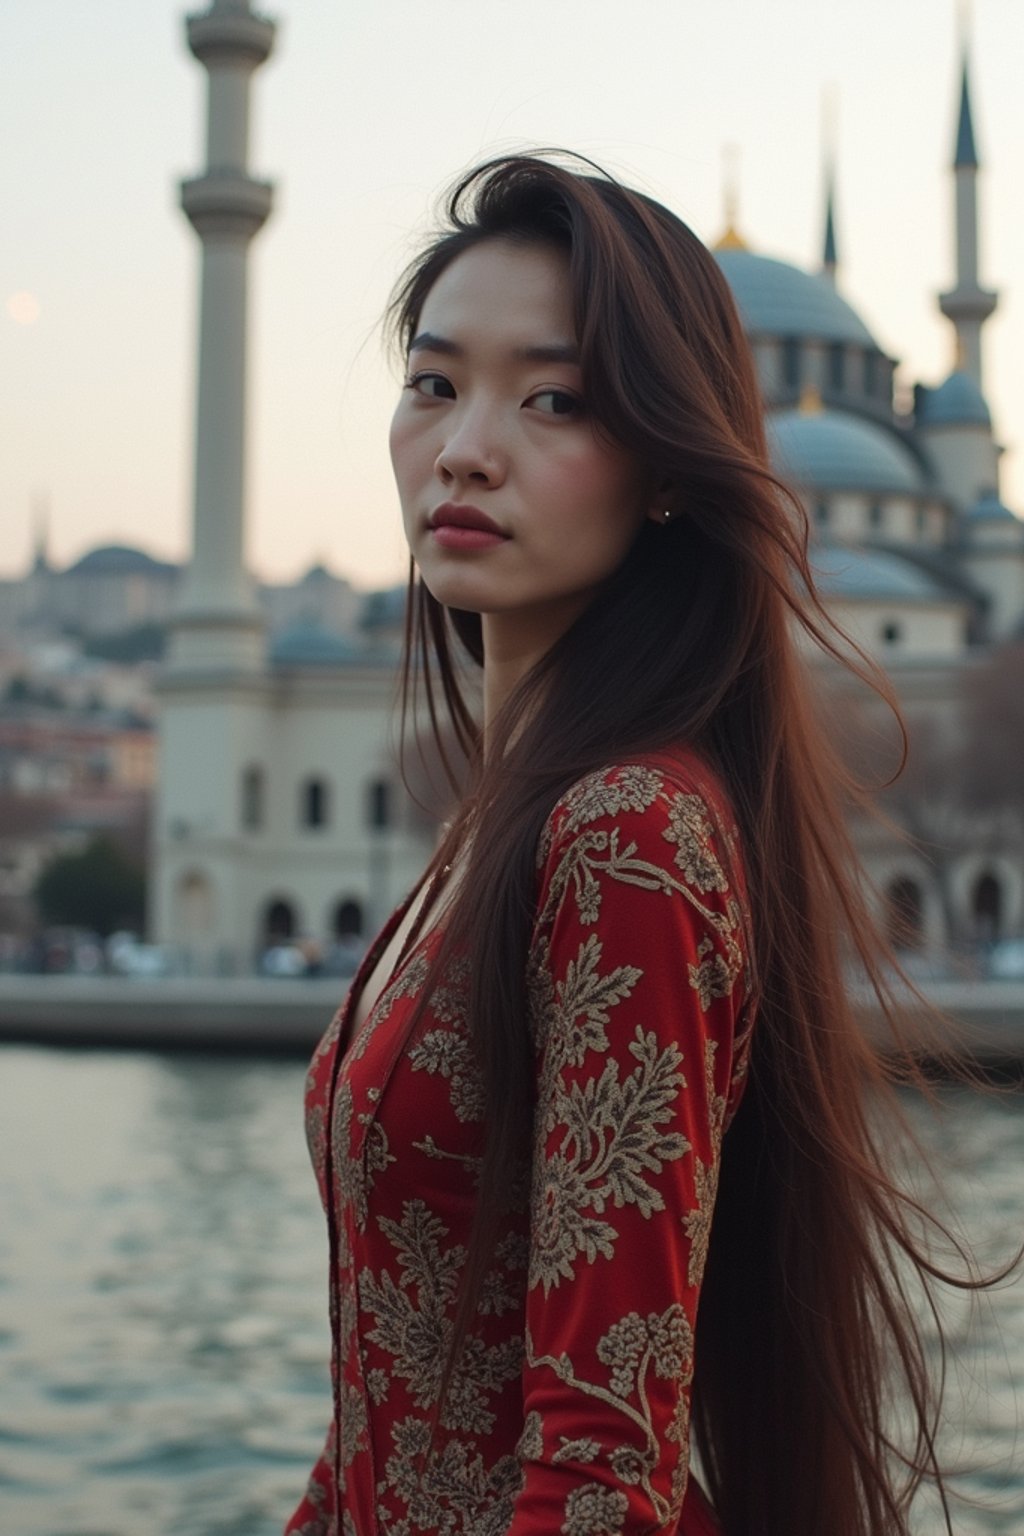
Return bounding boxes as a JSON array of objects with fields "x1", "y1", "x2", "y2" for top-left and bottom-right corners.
[{"x1": 388, "y1": 153, "x2": 990, "y2": 1536}]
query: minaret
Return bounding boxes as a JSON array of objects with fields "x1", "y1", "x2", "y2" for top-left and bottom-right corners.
[
  {"x1": 30, "y1": 493, "x2": 50, "y2": 574},
  {"x1": 821, "y1": 166, "x2": 838, "y2": 288},
  {"x1": 171, "y1": 0, "x2": 276, "y2": 672},
  {"x1": 937, "y1": 48, "x2": 997, "y2": 388},
  {"x1": 820, "y1": 90, "x2": 839, "y2": 287}
]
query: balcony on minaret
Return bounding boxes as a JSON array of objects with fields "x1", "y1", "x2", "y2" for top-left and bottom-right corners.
[
  {"x1": 185, "y1": 6, "x2": 276, "y2": 70},
  {"x1": 180, "y1": 173, "x2": 274, "y2": 241},
  {"x1": 938, "y1": 282, "x2": 998, "y2": 325}
]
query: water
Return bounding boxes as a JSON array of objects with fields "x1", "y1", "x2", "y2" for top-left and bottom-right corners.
[{"x1": 0, "y1": 1045, "x2": 1020, "y2": 1536}]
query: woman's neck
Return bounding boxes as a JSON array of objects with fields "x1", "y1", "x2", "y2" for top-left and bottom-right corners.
[{"x1": 480, "y1": 598, "x2": 589, "y2": 742}]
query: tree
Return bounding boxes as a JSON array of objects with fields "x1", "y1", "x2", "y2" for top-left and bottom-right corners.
[{"x1": 34, "y1": 835, "x2": 146, "y2": 938}]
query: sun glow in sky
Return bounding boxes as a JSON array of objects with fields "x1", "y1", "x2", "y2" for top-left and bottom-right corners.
[{"x1": 3, "y1": 0, "x2": 1023, "y2": 589}]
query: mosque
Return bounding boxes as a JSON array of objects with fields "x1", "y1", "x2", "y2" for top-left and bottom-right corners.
[{"x1": 153, "y1": 0, "x2": 1023, "y2": 973}]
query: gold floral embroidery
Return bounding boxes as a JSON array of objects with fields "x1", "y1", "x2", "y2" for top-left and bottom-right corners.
[
  {"x1": 536, "y1": 763, "x2": 663, "y2": 866},
  {"x1": 359, "y1": 1200, "x2": 522, "y2": 1433},
  {"x1": 350, "y1": 949, "x2": 431, "y2": 1063},
  {"x1": 409, "y1": 1025, "x2": 484, "y2": 1123},
  {"x1": 561, "y1": 1483, "x2": 629, "y2": 1535},
  {"x1": 379, "y1": 1415, "x2": 524, "y2": 1536},
  {"x1": 527, "y1": 1303, "x2": 694, "y2": 1528},
  {"x1": 661, "y1": 792, "x2": 729, "y2": 893}
]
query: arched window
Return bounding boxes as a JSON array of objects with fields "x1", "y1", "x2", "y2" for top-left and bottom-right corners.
[
  {"x1": 264, "y1": 898, "x2": 296, "y2": 942},
  {"x1": 241, "y1": 764, "x2": 264, "y2": 830},
  {"x1": 827, "y1": 343, "x2": 845, "y2": 392},
  {"x1": 368, "y1": 778, "x2": 393, "y2": 831},
  {"x1": 782, "y1": 337, "x2": 801, "y2": 389},
  {"x1": 863, "y1": 350, "x2": 878, "y2": 394},
  {"x1": 973, "y1": 871, "x2": 1002, "y2": 944},
  {"x1": 301, "y1": 777, "x2": 328, "y2": 829},
  {"x1": 886, "y1": 876, "x2": 923, "y2": 951},
  {"x1": 814, "y1": 501, "x2": 829, "y2": 527},
  {"x1": 868, "y1": 501, "x2": 885, "y2": 531},
  {"x1": 333, "y1": 898, "x2": 364, "y2": 938}
]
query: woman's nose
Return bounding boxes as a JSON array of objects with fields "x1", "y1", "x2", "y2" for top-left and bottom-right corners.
[{"x1": 435, "y1": 406, "x2": 506, "y2": 487}]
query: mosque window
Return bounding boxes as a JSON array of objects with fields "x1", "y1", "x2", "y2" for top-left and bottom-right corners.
[
  {"x1": 302, "y1": 777, "x2": 329, "y2": 829},
  {"x1": 863, "y1": 351, "x2": 877, "y2": 394},
  {"x1": 241, "y1": 764, "x2": 264, "y2": 830},
  {"x1": 973, "y1": 871, "x2": 1002, "y2": 944},
  {"x1": 881, "y1": 621, "x2": 902, "y2": 646},
  {"x1": 333, "y1": 898, "x2": 364, "y2": 938},
  {"x1": 368, "y1": 778, "x2": 393, "y2": 831},
  {"x1": 814, "y1": 501, "x2": 830, "y2": 527},
  {"x1": 868, "y1": 501, "x2": 885, "y2": 531},
  {"x1": 782, "y1": 337, "x2": 801, "y2": 389},
  {"x1": 827, "y1": 343, "x2": 845, "y2": 392},
  {"x1": 264, "y1": 898, "x2": 297, "y2": 942}
]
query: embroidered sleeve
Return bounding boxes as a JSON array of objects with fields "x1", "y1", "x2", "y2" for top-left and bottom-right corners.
[{"x1": 508, "y1": 762, "x2": 752, "y2": 1535}]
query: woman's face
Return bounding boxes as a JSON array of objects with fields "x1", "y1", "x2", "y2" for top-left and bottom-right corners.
[{"x1": 389, "y1": 239, "x2": 655, "y2": 647}]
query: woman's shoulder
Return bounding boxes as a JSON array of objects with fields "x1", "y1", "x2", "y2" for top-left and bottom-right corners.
[{"x1": 537, "y1": 748, "x2": 741, "y2": 877}]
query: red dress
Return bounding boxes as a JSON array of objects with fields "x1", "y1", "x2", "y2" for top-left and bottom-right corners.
[{"x1": 285, "y1": 754, "x2": 756, "y2": 1536}]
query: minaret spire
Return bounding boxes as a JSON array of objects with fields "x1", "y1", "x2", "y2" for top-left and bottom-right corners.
[
  {"x1": 937, "y1": 37, "x2": 997, "y2": 387},
  {"x1": 170, "y1": 0, "x2": 276, "y2": 672},
  {"x1": 713, "y1": 143, "x2": 748, "y2": 251},
  {"x1": 820, "y1": 89, "x2": 839, "y2": 286},
  {"x1": 30, "y1": 493, "x2": 50, "y2": 574}
]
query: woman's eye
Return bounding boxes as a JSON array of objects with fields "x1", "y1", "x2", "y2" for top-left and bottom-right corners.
[
  {"x1": 405, "y1": 371, "x2": 455, "y2": 400},
  {"x1": 527, "y1": 389, "x2": 582, "y2": 417}
]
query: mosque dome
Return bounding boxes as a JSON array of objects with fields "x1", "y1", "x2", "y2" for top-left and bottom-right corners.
[
  {"x1": 811, "y1": 543, "x2": 954, "y2": 604},
  {"x1": 964, "y1": 490, "x2": 1022, "y2": 526},
  {"x1": 715, "y1": 249, "x2": 877, "y2": 347},
  {"x1": 269, "y1": 620, "x2": 361, "y2": 666},
  {"x1": 769, "y1": 408, "x2": 927, "y2": 495},
  {"x1": 66, "y1": 544, "x2": 178, "y2": 576},
  {"x1": 917, "y1": 369, "x2": 992, "y2": 428}
]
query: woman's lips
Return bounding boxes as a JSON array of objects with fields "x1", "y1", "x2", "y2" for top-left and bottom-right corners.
[
  {"x1": 430, "y1": 524, "x2": 508, "y2": 551},
  {"x1": 428, "y1": 504, "x2": 509, "y2": 551}
]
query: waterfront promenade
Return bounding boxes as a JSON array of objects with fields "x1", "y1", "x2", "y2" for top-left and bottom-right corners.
[{"x1": 2, "y1": 974, "x2": 1024, "y2": 1059}]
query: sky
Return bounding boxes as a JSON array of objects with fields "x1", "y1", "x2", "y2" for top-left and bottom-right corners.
[{"x1": 3, "y1": 0, "x2": 1023, "y2": 592}]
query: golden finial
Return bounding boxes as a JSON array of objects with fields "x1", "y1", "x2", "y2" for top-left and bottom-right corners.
[
  {"x1": 713, "y1": 143, "x2": 749, "y2": 251},
  {"x1": 799, "y1": 384, "x2": 824, "y2": 415}
]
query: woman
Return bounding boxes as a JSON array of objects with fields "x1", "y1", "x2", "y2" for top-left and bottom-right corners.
[{"x1": 286, "y1": 154, "x2": 980, "y2": 1536}]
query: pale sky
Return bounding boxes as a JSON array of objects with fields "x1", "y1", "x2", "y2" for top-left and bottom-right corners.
[{"x1": 4, "y1": 0, "x2": 1023, "y2": 591}]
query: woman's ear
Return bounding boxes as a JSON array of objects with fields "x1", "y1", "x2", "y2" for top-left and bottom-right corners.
[{"x1": 646, "y1": 479, "x2": 677, "y2": 524}]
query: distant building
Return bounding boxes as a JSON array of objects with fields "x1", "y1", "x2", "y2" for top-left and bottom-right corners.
[{"x1": 0, "y1": 534, "x2": 381, "y2": 650}]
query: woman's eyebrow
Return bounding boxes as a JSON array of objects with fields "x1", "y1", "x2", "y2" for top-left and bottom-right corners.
[{"x1": 408, "y1": 331, "x2": 579, "y2": 366}]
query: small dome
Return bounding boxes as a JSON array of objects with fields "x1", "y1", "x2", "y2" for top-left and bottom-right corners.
[
  {"x1": 66, "y1": 544, "x2": 178, "y2": 576},
  {"x1": 716, "y1": 249, "x2": 877, "y2": 347},
  {"x1": 269, "y1": 621, "x2": 360, "y2": 667},
  {"x1": 918, "y1": 370, "x2": 991, "y2": 428},
  {"x1": 361, "y1": 585, "x2": 407, "y2": 631},
  {"x1": 965, "y1": 490, "x2": 1021, "y2": 524},
  {"x1": 769, "y1": 408, "x2": 926, "y2": 495},
  {"x1": 812, "y1": 543, "x2": 955, "y2": 604}
]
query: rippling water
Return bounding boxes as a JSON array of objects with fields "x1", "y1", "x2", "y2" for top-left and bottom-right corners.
[{"x1": 0, "y1": 1045, "x2": 1020, "y2": 1535}]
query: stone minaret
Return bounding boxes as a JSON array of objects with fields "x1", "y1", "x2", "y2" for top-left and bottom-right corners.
[
  {"x1": 821, "y1": 165, "x2": 838, "y2": 288},
  {"x1": 938, "y1": 48, "x2": 997, "y2": 388},
  {"x1": 171, "y1": 0, "x2": 276, "y2": 672}
]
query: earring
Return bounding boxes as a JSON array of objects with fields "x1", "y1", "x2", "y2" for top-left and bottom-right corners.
[{"x1": 662, "y1": 509, "x2": 672, "y2": 522}]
